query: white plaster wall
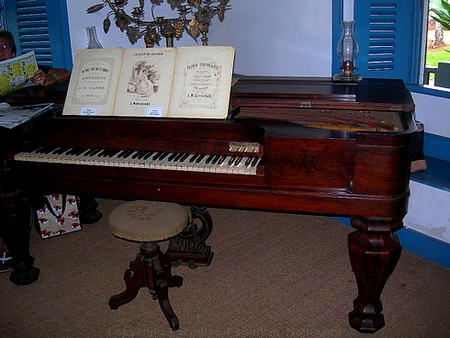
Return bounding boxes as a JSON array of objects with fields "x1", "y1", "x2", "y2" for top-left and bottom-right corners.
[
  {"x1": 404, "y1": 181, "x2": 450, "y2": 244},
  {"x1": 68, "y1": 1, "x2": 333, "y2": 77},
  {"x1": 412, "y1": 93, "x2": 450, "y2": 138},
  {"x1": 409, "y1": 94, "x2": 450, "y2": 245}
]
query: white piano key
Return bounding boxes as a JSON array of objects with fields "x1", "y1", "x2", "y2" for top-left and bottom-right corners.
[{"x1": 14, "y1": 147, "x2": 262, "y2": 175}]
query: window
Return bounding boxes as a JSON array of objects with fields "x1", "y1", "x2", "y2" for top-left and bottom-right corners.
[
  {"x1": 333, "y1": 0, "x2": 450, "y2": 99},
  {"x1": 3, "y1": 0, "x2": 72, "y2": 70},
  {"x1": 424, "y1": 0, "x2": 450, "y2": 89}
]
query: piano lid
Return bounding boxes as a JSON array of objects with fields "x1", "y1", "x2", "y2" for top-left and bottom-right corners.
[
  {"x1": 231, "y1": 76, "x2": 415, "y2": 112},
  {"x1": 231, "y1": 76, "x2": 356, "y2": 100}
]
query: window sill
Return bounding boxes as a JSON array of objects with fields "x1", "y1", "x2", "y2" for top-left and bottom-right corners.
[
  {"x1": 407, "y1": 84, "x2": 450, "y2": 99},
  {"x1": 411, "y1": 156, "x2": 450, "y2": 193}
]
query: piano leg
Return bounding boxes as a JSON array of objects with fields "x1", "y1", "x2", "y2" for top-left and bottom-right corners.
[
  {"x1": 78, "y1": 195, "x2": 103, "y2": 224},
  {"x1": 347, "y1": 216, "x2": 402, "y2": 333},
  {"x1": 167, "y1": 206, "x2": 214, "y2": 268},
  {"x1": 0, "y1": 188, "x2": 39, "y2": 285}
]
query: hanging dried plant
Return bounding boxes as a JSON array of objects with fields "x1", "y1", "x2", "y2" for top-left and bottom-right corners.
[{"x1": 86, "y1": 0, "x2": 231, "y2": 47}]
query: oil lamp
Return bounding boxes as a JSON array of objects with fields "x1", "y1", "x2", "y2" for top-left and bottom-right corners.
[{"x1": 333, "y1": 21, "x2": 362, "y2": 82}]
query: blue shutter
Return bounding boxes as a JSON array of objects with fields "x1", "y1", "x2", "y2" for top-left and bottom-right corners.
[
  {"x1": 352, "y1": 0, "x2": 418, "y2": 82},
  {"x1": 4, "y1": 0, "x2": 72, "y2": 69}
]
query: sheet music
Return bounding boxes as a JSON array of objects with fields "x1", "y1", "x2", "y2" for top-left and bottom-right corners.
[{"x1": 0, "y1": 102, "x2": 53, "y2": 129}]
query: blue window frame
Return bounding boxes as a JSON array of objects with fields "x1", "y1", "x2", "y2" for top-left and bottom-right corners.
[
  {"x1": 4, "y1": 0, "x2": 72, "y2": 70},
  {"x1": 333, "y1": 0, "x2": 450, "y2": 99}
]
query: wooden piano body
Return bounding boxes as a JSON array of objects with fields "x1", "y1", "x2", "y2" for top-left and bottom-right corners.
[{"x1": 2, "y1": 77, "x2": 416, "y2": 333}]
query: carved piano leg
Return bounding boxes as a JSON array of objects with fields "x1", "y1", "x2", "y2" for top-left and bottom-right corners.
[
  {"x1": 0, "y1": 188, "x2": 39, "y2": 285},
  {"x1": 348, "y1": 216, "x2": 402, "y2": 333},
  {"x1": 166, "y1": 206, "x2": 214, "y2": 268},
  {"x1": 78, "y1": 195, "x2": 103, "y2": 224}
]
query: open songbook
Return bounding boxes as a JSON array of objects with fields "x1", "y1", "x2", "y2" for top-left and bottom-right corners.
[{"x1": 63, "y1": 46, "x2": 235, "y2": 119}]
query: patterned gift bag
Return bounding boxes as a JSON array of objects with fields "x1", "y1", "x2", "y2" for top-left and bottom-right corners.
[{"x1": 35, "y1": 194, "x2": 82, "y2": 239}]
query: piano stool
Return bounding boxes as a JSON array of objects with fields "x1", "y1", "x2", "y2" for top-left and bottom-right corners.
[{"x1": 107, "y1": 200, "x2": 189, "y2": 331}]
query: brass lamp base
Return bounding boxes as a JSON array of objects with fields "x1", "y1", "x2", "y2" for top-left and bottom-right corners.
[{"x1": 333, "y1": 73, "x2": 362, "y2": 83}]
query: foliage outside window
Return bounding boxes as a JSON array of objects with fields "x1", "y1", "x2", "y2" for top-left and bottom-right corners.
[{"x1": 424, "y1": 0, "x2": 450, "y2": 89}]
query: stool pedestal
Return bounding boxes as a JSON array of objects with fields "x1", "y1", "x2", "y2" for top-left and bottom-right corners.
[
  {"x1": 167, "y1": 206, "x2": 214, "y2": 268},
  {"x1": 109, "y1": 241, "x2": 183, "y2": 331}
]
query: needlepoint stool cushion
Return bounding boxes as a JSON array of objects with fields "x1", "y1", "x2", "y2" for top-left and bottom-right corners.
[{"x1": 109, "y1": 200, "x2": 188, "y2": 242}]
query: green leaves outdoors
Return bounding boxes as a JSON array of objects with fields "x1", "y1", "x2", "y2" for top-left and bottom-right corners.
[{"x1": 430, "y1": 0, "x2": 450, "y2": 30}]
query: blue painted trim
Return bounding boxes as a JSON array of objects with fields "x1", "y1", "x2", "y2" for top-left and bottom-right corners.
[
  {"x1": 333, "y1": 216, "x2": 351, "y2": 226},
  {"x1": 397, "y1": 228, "x2": 450, "y2": 269},
  {"x1": 411, "y1": 156, "x2": 450, "y2": 192},
  {"x1": 424, "y1": 133, "x2": 450, "y2": 162},
  {"x1": 331, "y1": 0, "x2": 343, "y2": 77},
  {"x1": 332, "y1": 217, "x2": 450, "y2": 269},
  {"x1": 408, "y1": 84, "x2": 450, "y2": 99},
  {"x1": 46, "y1": 0, "x2": 73, "y2": 70}
]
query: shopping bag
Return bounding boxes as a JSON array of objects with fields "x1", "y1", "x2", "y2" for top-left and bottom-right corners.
[{"x1": 35, "y1": 194, "x2": 81, "y2": 239}]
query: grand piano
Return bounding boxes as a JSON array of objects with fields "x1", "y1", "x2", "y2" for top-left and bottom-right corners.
[{"x1": 1, "y1": 77, "x2": 415, "y2": 333}]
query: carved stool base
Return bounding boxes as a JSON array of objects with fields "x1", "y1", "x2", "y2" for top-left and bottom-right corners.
[{"x1": 109, "y1": 242, "x2": 183, "y2": 331}]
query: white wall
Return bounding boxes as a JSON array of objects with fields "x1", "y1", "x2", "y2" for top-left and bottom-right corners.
[
  {"x1": 67, "y1": 1, "x2": 333, "y2": 77},
  {"x1": 413, "y1": 93, "x2": 450, "y2": 138},
  {"x1": 404, "y1": 182, "x2": 450, "y2": 244}
]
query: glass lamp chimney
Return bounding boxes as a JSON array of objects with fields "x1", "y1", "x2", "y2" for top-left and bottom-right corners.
[{"x1": 333, "y1": 21, "x2": 361, "y2": 82}]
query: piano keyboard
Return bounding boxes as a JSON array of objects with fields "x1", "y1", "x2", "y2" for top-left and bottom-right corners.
[{"x1": 14, "y1": 146, "x2": 262, "y2": 175}]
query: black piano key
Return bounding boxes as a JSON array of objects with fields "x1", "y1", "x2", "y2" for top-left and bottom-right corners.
[
  {"x1": 168, "y1": 152, "x2": 178, "y2": 161},
  {"x1": 152, "y1": 151, "x2": 162, "y2": 160},
  {"x1": 34, "y1": 146, "x2": 48, "y2": 154},
  {"x1": 99, "y1": 149, "x2": 115, "y2": 157},
  {"x1": 190, "y1": 153, "x2": 200, "y2": 162},
  {"x1": 137, "y1": 151, "x2": 150, "y2": 159},
  {"x1": 218, "y1": 154, "x2": 227, "y2": 165},
  {"x1": 31, "y1": 146, "x2": 44, "y2": 153},
  {"x1": 196, "y1": 153, "x2": 206, "y2": 163},
  {"x1": 158, "y1": 152, "x2": 170, "y2": 161},
  {"x1": 211, "y1": 154, "x2": 221, "y2": 164},
  {"x1": 120, "y1": 150, "x2": 134, "y2": 158},
  {"x1": 63, "y1": 148, "x2": 75, "y2": 155},
  {"x1": 87, "y1": 148, "x2": 102, "y2": 157},
  {"x1": 173, "y1": 152, "x2": 185, "y2": 161},
  {"x1": 179, "y1": 153, "x2": 190, "y2": 162},
  {"x1": 50, "y1": 147, "x2": 63, "y2": 154},
  {"x1": 245, "y1": 156, "x2": 253, "y2": 166},
  {"x1": 251, "y1": 157, "x2": 260, "y2": 166},
  {"x1": 77, "y1": 148, "x2": 93, "y2": 156},
  {"x1": 205, "y1": 154, "x2": 215, "y2": 164},
  {"x1": 96, "y1": 149, "x2": 107, "y2": 157},
  {"x1": 102, "y1": 149, "x2": 121, "y2": 157},
  {"x1": 70, "y1": 147, "x2": 88, "y2": 156},
  {"x1": 228, "y1": 155, "x2": 236, "y2": 165},
  {"x1": 131, "y1": 150, "x2": 144, "y2": 159},
  {"x1": 35, "y1": 146, "x2": 56, "y2": 154},
  {"x1": 110, "y1": 149, "x2": 122, "y2": 157},
  {"x1": 116, "y1": 150, "x2": 126, "y2": 158},
  {"x1": 142, "y1": 151, "x2": 154, "y2": 160},
  {"x1": 25, "y1": 144, "x2": 43, "y2": 153},
  {"x1": 83, "y1": 148, "x2": 96, "y2": 156},
  {"x1": 235, "y1": 155, "x2": 243, "y2": 166}
]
